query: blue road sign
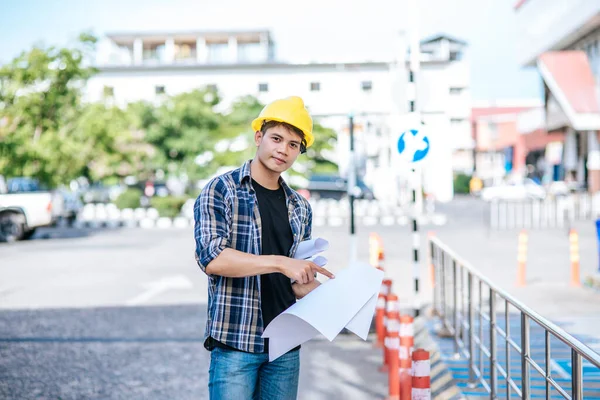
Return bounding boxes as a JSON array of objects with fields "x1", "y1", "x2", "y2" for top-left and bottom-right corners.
[{"x1": 397, "y1": 128, "x2": 430, "y2": 163}]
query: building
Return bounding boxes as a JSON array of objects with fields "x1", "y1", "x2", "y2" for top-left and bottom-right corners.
[
  {"x1": 515, "y1": 0, "x2": 600, "y2": 192},
  {"x1": 87, "y1": 29, "x2": 472, "y2": 202},
  {"x1": 472, "y1": 102, "x2": 539, "y2": 185}
]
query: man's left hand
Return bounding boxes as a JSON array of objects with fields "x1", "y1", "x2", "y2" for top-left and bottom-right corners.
[{"x1": 292, "y1": 280, "x2": 321, "y2": 299}]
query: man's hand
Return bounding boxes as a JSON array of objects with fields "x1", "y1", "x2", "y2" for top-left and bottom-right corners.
[
  {"x1": 292, "y1": 280, "x2": 321, "y2": 299},
  {"x1": 278, "y1": 257, "x2": 334, "y2": 284}
]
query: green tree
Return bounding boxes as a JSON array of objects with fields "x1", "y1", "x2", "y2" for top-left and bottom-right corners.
[
  {"x1": 133, "y1": 88, "x2": 233, "y2": 181},
  {"x1": 0, "y1": 33, "x2": 140, "y2": 186}
]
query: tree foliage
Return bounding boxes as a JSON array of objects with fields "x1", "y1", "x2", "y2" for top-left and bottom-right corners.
[{"x1": 0, "y1": 34, "x2": 339, "y2": 188}]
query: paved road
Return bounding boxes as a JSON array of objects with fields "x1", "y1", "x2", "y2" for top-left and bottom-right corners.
[{"x1": 1, "y1": 196, "x2": 599, "y2": 399}]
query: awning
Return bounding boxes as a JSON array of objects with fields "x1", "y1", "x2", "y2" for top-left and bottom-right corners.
[
  {"x1": 538, "y1": 51, "x2": 600, "y2": 131},
  {"x1": 522, "y1": 128, "x2": 565, "y2": 151}
]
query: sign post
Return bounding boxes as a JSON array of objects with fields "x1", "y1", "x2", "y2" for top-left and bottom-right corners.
[{"x1": 397, "y1": 125, "x2": 430, "y2": 317}]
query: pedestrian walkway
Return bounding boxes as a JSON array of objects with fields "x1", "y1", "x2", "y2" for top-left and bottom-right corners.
[{"x1": 428, "y1": 317, "x2": 600, "y2": 399}]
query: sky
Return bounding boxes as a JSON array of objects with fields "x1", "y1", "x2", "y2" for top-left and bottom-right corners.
[{"x1": 0, "y1": 0, "x2": 542, "y2": 102}]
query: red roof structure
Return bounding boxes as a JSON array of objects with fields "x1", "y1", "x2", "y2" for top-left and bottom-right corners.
[{"x1": 538, "y1": 51, "x2": 600, "y2": 130}]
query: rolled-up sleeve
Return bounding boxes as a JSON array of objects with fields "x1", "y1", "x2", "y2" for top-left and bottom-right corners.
[{"x1": 194, "y1": 178, "x2": 231, "y2": 273}]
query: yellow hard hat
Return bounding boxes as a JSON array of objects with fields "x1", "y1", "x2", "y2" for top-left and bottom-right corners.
[{"x1": 251, "y1": 96, "x2": 314, "y2": 148}]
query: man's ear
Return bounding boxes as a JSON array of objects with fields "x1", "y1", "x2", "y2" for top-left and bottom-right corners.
[{"x1": 254, "y1": 130, "x2": 263, "y2": 147}]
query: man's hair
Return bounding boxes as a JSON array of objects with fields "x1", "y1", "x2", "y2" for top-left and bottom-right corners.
[{"x1": 260, "y1": 120, "x2": 307, "y2": 154}]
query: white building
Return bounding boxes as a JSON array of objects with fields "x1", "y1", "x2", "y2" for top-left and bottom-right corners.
[{"x1": 87, "y1": 29, "x2": 472, "y2": 203}]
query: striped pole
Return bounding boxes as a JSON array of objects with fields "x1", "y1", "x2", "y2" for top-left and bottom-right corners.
[
  {"x1": 386, "y1": 308, "x2": 401, "y2": 400},
  {"x1": 411, "y1": 349, "x2": 431, "y2": 400},
  {"x1": 516, "y1": 230, "x2": 528, "y2": 287},
  {"x1": 570, "y1": 229, "x2": 581, "y2": 287},
  {"x1": 380, "y1": 292, "x2": 399, "y2": 372},
  {"x1": 412, "y1": 211, "x2": 420, "y2": 317},
  {"x1": 399, "y1": 315, "x2": 414, "y2": 400},
  {"x1": 369, "y1": 232, "x2": 380, "y2": 268},
  {"x1": 378, "y1": 241, "x2": 386, "y2": 272},
  {"x1": 375, "y1": 291, "x2": 387, "y2": 348}
]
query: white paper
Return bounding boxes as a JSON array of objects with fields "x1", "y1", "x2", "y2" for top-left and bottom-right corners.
[
  {"x1": 293, "y1": 238, "x2": 329, "y2": 260},
  {"x1": 310, "y1": 255, "x2": 327, "y2": 267},
  {"x1": 345, "y1": 293, "x2": 378, "y2": 340},
  {"x1": 262, "y1": 262, "x2": 384, "y2": 361}
]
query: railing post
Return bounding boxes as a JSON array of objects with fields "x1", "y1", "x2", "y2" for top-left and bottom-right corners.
[
  {"x1": 431, "y1": 241, "x2": 438, "y2": 315},
  {"x1": 521, "y1": 312, "x2": 531, "y2": 400},
  {"x1": 467, "y1": 272, "x2": 476, "y2": 386},
  {"x1": 440, "y1": 251, "x2": 447, "y2": 327},
  {"x1": 490, "y1": 289, "x2": 497, "y2": 399},
  {"x1": 453, "y1": 260, "x2": 459, "y2": 357},
  {"x1": 572, "y1": 350, "x2": 583, "y2": 400}
]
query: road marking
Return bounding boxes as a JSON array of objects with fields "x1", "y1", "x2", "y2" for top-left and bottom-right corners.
[{"x1": 126, "y1": 274, "x2": 194, "y2": 306}]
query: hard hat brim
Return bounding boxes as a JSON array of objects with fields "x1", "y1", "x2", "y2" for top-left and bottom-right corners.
[{"x1": 251, "y1": 117, "x2": 315, "y2": 148}]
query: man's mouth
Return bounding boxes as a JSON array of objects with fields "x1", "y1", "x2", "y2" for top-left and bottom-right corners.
[{"x1": 273, "y1": 157, "x2": 286, "y2": 164}]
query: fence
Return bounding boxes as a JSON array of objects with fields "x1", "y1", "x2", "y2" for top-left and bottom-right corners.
[
  {"x1": 489, "y1": 193, "x2": 600, "y2": 230},
  {"x1": 429, "y1": 236, "x2": 600, "y2": 399}
]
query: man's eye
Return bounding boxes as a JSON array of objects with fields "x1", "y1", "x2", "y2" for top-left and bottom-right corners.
[
  {"x1": 290, "y1": 143, "x2": 298, "y2": 149},
  {"x1": 273, "y1": 137, "x2": 280, "y2": 142}
]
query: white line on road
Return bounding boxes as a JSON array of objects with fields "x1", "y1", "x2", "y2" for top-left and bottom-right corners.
[{"x1": 126, "y1": 275, "x2": 194, "y2": 306}]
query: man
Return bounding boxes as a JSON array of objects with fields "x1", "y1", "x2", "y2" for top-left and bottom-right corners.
[{"x1": 194, "y1": 96, "x2": 335, "y2": 400}]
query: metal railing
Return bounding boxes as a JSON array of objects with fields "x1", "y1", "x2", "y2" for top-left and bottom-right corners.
[
  {"x1": 429, "y1": 236, "x2": 600, "y2": 399},
  {"x1": 489, "y1": 193, "x2": 600, "y2": 230}
]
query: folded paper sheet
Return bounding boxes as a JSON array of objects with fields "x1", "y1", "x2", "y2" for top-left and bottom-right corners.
[
  {"x1": 294, "y1": 238, "x2": 329, "y2": 260},
  {"x1": 262, "y1": 262, "x2": 384, "y2": 362}
]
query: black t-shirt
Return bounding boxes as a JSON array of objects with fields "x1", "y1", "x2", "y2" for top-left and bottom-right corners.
[
  {"x1": 252, "y1": 179, "x2": 296, "y2": 331},
  {"x1": 206, "y1": 179, "x2": 298, "y2": 353}
]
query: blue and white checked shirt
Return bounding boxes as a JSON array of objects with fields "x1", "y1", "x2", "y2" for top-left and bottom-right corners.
[{"x1": 194, "y1": 160, "x2": 313, "y2": 353}]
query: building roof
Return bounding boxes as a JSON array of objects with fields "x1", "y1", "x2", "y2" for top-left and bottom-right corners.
[
  {"x1": 420, "y1": 34, "x2": 467, "y2": 46},
  {"x1": 107, "y1": 29, "x2": 271, "y2": 44},
  {"x1": 538, "y1": 51, "x2": 600, "y2": 130},
  {"x1": 514, "y1": 0, "x2": 529, "y2": 10},
  {"x1": 471, "y1": 106, "x2": 535, "y2": 122}
]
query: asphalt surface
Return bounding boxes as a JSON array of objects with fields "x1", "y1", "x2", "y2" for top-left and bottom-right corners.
[{"x1": 0, "y1": 196, "x2": 599, "y2": 399}]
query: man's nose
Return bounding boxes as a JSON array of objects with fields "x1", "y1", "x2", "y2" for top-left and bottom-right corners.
[{"x1": 276, "y1": 143, "x2": 288, "y2": 156}]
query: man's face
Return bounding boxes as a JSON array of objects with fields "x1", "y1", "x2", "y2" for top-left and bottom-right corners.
[{"x1": 255, "y1": 124, "x2": 303, "y2": 174}]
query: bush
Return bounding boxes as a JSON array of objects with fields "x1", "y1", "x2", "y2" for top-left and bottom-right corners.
[
  {"x1": 115, "y1": 188, "x2": 142, "y2": 209},
  {"x1": 454, "y1": 173, "x2": 471, "y2": 194},
  {"x1": 150, "y1": 196, "x2": 189, "y2": 218}
]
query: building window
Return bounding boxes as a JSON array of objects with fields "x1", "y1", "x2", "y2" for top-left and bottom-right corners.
[
  {"x1": 450, "y1": 51, "x2": 462, "y2": 61},
  {"x1": 310, "y1": 82, "x2": 320, "y2": 91},
  {"x1": 258, "y1": 83, "x2": 269, "y2": 92},
  {"x1": 361, "y1": 81, "x2": 373, "y2": 91},
  {"x1": 207, "y1": 84, "x2": 218, "y2": 92},
  {"x1": 155, "y1": 85, "x2": 165, "y2": 95},
  {"x1": 103, "y1": 86, "x2": 114, "y2": 98},
  {"x1": 409, "y1": 101, "x2": 415, "y2": 112},
  {"x1": 408, "y1": 71, "x2": 414, "y2": 83},
  {"x1": 449, "y1": 87, "x2": 463, "y2": 95}
]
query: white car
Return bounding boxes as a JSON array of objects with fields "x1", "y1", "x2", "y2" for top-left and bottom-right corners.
[
  {"x1": 0, "y1": 176, "x2": 60, "y2": 242},
  {"x1": 481, "y1": 178, "x2": 546, "y2": 202}
]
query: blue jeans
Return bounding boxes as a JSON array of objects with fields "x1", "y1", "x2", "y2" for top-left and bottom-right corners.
[{"x1": 209, "y1": 347, "x2": 300, "y2": 400}]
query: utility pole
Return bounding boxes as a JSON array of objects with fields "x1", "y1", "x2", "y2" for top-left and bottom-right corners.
[{"x1": 348, "y1": 113, "x2": 357, "y2": 262}]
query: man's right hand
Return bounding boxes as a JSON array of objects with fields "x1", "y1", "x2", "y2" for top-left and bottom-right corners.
[{"x1": 278, "y1": 257, "x2": 335, "y2": 284}]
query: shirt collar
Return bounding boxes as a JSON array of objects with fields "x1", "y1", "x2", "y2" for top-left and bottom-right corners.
[{"x1": 238, "y1": 159, "x2": 300, "y2": 204}]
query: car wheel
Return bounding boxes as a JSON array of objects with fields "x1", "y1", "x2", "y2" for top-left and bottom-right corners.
[
  {"x1": 0, "y1": 212, "x2": 25, "y2": 242},
  {"x1": 21, "y1": 228, "x2": 37, "y2": 240}
]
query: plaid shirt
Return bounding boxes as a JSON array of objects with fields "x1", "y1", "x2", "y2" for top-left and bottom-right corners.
[{"x1": 194, "y1": 160, "x2": 312, "y2": 353}]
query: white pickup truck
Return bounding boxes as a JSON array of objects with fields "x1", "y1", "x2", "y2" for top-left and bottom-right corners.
[{"x1": 0, "y1": 175, "x2": 63, "y2": 242}]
